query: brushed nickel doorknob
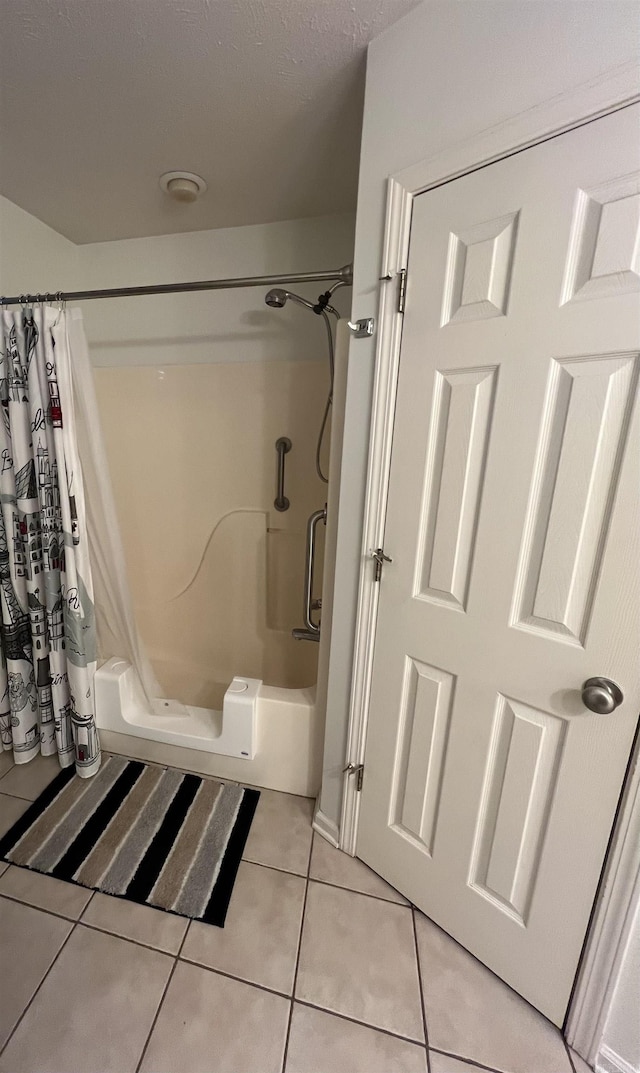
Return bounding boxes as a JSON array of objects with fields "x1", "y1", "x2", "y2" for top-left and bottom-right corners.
[{"x1": 581, "y1": 677, "x2": 623, "y2": 714}]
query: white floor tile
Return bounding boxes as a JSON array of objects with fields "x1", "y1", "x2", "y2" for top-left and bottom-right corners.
[
  {"x1": 81, "y1": 890, "x2": 189, "y2": 953},
  {"x1": 242, "y1": 788, "x2": 313, "y2": 875},
  {"x1": 0, "y1": 753, "x2": 62, "y2": 800},
  {"x1": 309, "y1": 833, "x2": 408, "y2": 904},
  {"x1": 296, "y1": 881, "x2": 424, "y2": 1042},
  {"x1": 0, "y1": 774, "x2": 583, "y2": 1073},
  {"x1": 414, "y1": 911, "x2": 572, "y2": 1073},
  {"x1": 139, "y1": 961, "x2": 290, "y2": 1073},
  {"x1": 0, "y1": 793, "x2": 30, "y2": 838},
  {"x1": 0, "y1": 865, "x2": 93, "y2": 919},
  {"x1": 0, "y1": 925, "x2": 173, "y2": 1073},
  {"x1": 285, "y1": 1004, "x2": 428, "y2": 1073},
  {"x1": 0, "y1": 750, "x2": 14, "y2": 779},
  {"x1": 182, "y1": 860, "x2": 305, "y2": 993},
  {"x1": 0, "y1": 896, "x2": 72, "y2": 1049}
]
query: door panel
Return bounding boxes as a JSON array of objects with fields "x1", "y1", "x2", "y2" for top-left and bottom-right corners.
[
  {"x1": 390, "y1": 657, "x2": 454, "y2": 854},
  {"x1": 357, "y1": 104, "x2": 640, "y2": 1025},
  {"x1": 417, "y1": 365, "x2": 498, "y2": 610},
  {"x1": 513, "y1": 352, "x2": 639, "y2": 642},
  {"x1": 469, "y1": 694, "x2": 566, "y2": 924}
]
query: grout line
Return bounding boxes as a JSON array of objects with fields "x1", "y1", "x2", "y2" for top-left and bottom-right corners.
[
  {"x1": 83, "y1": 888, "x2": 97, "y2": 910},
  {"x1": 241, "y1": 855, "x2": 308, "y2": 880},
  {"x1": 281, "y1": 827, "x2": 315, "y2": 1071},
  {"x1": 565, "y1": 1040, "x2": 577, "y2": 1073},
  {"x1": 429, "y1": 1047, "x2": 522, "y2": 1073},
  {"x1": 76, "y1": 918, "x2": 187, "y2": 958},
  {"x1": 1, "y1": 886, "x2": 435, "y2": 1065},
  {"x1": 412, "y1": 907, "x2": 567, "y2": 1041},
  {"x1": 178, "y1": 922, "x2": 191, "y2": 956},
  {"x1": 0, "y1": 890, "x2": 185, "y2": 960},
  {"x1": 282, "y1": 832, "x2": 428, "y2": 1061},
  {"x1": 0, "y1": 889, "x2": 93, "y2": 924},
  {"x1": 135, "y1": 919, "x2": 192, "y2": 1073},
  {"x1": 0, "y1": 919, "x2": 78, "y2": 1059},
  {"x1": 307, "y1": 873, "x2": 409, "y2": 906},
  {"x1": 1, "y1": 887, "x2": 429, "y2": 1050},
  {"x1": 242, "y1": 851, "x2": 409, "y2": 907},
  {"x1": 1, "y1": 789, "x2": 43, "y2": 802},
  {"x1": 564, "y1": 1038, "x2": 581, "y2": 1073},
  {"x1": 294, "y1": 998, "x2": 427, "y2": 1049},
  {"x1": 178, "y1": 956, "x2": 292, "y2": 1001},
  {"x1": 412, "y1": 907, "x2": 431, "y2": 1071}
]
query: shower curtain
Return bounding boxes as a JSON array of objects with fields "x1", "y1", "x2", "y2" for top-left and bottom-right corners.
[
  {"x1": 0, "y1": 306, "x2": 100, "y2": 776},
  {"x1": 0, "y1": 303, "x2": 161, "y2": 778},
  {"x1": 65, "y1": 307, "x2": 162, "y2": 708}
]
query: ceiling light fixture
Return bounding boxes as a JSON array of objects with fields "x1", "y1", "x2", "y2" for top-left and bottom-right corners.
[{"x1": 159, "y1": 171, "x2": 207, "y2": 203}]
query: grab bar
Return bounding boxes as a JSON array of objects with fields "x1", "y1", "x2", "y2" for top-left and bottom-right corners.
[
  {"x1": 296, "y1": 506, "x2": 326, "y2": 638},
  {"x1": 292, "y1": 627, "x2": 320, "y2": 643},
  {"x1": 274, "y1": 437, "x2": 292, "y2": 512}
]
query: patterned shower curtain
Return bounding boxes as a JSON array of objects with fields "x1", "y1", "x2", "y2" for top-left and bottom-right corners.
[{"x1": 0, "y1": 306, "x2": 100, "y2": 778}]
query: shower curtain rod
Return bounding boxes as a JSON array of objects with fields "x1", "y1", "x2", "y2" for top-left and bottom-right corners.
[{"x1": 0, "y1": 263, "x2": 353, "y2": 306}]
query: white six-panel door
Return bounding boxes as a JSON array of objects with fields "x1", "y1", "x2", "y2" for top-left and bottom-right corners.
[{"x1": 357, "y1": 105, "x2": 640, "y2": 1025}]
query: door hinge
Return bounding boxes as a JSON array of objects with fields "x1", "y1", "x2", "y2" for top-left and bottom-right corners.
[
  {"x1": 398, "y1": 268, "x2": 407, "y2": 314},
  {"x1": 372, "y1": 547, "x2": 392, "y2": 582},
  {"x1": 343, "y1": 762, "x2": 364, "y2": 791}
]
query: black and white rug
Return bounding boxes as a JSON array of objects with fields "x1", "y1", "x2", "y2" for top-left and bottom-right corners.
[{"x1": 0, "y1": 755, "x2": 259, "y2": 927}]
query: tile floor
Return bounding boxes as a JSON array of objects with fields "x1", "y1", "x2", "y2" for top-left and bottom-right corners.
[{"x1": 0, "y1": 751, "x2": 591, "y2": 1073}]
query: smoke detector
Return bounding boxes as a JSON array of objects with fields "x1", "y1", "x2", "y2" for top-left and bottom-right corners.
[{"x1": 159, "y1": 171, "x2": 207, "y2": 203}]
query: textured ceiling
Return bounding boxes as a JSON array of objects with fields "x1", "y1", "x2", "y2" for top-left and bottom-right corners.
[{"x1": 0, "y1": 0, "x2": 418, "y2": 243}]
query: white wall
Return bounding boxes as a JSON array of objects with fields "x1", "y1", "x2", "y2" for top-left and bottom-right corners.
[
  {"x1": 321, "y1": 0, "x2": 640, "y2": 827},
  {"x1": 0, "y1": 196, "x2": 354, "y2": 363},
  {"x1": 76, "y1": 214, "x2": 354, "y2": 367},
  {"x1": 0, "y1": 194, "x2": 77, "y2": 294}
]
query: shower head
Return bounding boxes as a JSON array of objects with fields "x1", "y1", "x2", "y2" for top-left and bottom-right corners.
[
  {"x1": 264, "y1": 266, "x2": 352, "y2": 313},
  {"x1": 264, "y1": 288, "x2": 288, "y2": 308},
  {"x1": 264, "y1": 288, "x2": 317, "y2": 313}
]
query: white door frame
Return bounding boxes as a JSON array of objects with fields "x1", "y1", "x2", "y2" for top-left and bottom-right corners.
[{"x1": 339, "y1": 59, "x2": 640, "y2": 1052}]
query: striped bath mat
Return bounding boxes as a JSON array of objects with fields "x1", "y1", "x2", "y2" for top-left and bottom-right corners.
[{"x1": 0, "y1": 756, "x2": 259, "y2": 926}]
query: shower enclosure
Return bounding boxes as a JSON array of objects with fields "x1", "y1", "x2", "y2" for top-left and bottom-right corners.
[{"x1": 53, "y1": 263, "x2": 355, "y2": 796}]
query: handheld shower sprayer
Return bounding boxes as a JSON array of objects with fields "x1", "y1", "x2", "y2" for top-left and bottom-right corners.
[{"x1": 264, "y1": 269, "x2": 352, "y2": 482}]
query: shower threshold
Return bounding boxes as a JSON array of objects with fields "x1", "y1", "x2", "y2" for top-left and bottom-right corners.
[
  {"x1": 95, "y1": 658, "x2": 258, "y2": 759},
  {"x1": 95, "y1": 657, "x2": 319, "y2": 796}
]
